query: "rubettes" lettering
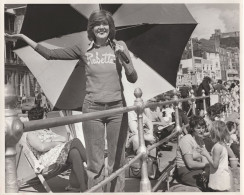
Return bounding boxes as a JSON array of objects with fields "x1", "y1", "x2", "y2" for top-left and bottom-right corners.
[{"x1": 86, "y1": 52, "x2": 115, "y2": 65}]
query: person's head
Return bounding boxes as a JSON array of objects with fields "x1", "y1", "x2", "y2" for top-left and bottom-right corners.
[
  {"x1": 148, "y1": 98, "x2": 158, "y2": 111},
  {"x1": 207, "y1": 103, "x2": 225, "y2": 121},
  {"x1": 226, "y1": 121, "x2": 236, "y2": 134},
  {"x1": 230, "y1": 82, "x2": 236, "y2": 89},
  {"x1": 87, "y1": 10, "x2": 115, "y2": 42},
  {"x1": 217, "y1": 80, "x2": 222, "y2": 84},
  {"x1": 203, "y1": 76, "x2": 211, "y2": 84},
  {"x1": 210, "y1": 120, "x2": 230, "y2": 143},
  {"x1": 189, "y1": 115, "x2": 206, "y2": 136},
  {"x1": 28, "y1": 107, "x2": 44, "y2": 121}
]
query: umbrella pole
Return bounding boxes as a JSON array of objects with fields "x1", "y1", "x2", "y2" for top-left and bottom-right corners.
[{"x1": 134, "y1": 88, "x2": 151, "y2": 192}]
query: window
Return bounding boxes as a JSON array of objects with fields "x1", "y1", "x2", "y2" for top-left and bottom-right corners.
[{"x1": 195, "y1": 59, "x2": 201, "y2": 63}]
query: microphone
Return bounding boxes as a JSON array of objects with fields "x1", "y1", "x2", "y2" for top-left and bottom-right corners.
[{"x1": 108, "y1": 39, "x2": 130, "y2": 64}]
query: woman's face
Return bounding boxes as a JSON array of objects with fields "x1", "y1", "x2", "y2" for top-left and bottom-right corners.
[
  {"x1": 93, "y1": 21, "x2": 110, "y2": 41},
  {"x1": 194, "y1": 125, "x2": 205, "y2": 136}
]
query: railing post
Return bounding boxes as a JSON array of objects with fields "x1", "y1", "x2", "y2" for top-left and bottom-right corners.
[
  {"x1": 202, "y1": 89, "x2": 207, "y2": 115},
  {"x1": 190, "y1": 89, "x2": 196, "y2": 115},
  {"x1": 134, "y1": 88, "x2": 151, "y2": 192},
  {"x1": 5, "y1": 83, "x2": 24, "y2": 192},
  {"x1": 173, "y1": 90, "x2": 182, "y2": 134}
]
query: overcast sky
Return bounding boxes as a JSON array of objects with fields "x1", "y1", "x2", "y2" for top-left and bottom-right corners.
[{"x1": 186, "y1": 4, "x2": 240, "y2": 39}]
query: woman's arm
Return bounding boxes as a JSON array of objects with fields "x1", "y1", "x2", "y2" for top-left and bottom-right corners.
[
  {"x1": 143, "y1": 115, "x2": 154, "y2": 135},
  {"x1": 5, "y1": 33, "x2": 83, "y2": 60},
  {"x1": 183, "y1": 154, "x2": 207, "y2": 169},
  {"x1": 27, "y1": 132, "x2": 64, "y2": 153},
  {"x1": 5, "y1": 33, "x2": 37, "y2": 48},
  {"x1": 200, "y1": 145, "x2": 221, "y2": 169},
  {"x1": 115, "y1": 41, "x2": 138, "y2": 83}
]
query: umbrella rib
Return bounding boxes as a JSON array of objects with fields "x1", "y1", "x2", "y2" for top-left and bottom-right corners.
[{"x1": 116, "y1": 24, "x2": 147, "y2": 31}]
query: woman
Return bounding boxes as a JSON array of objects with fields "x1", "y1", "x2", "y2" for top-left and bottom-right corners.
[
  {"x1": 176, "y1": 115, "x2": 209, "y2": 191},
  {"x1": 229, "y1": 82, "x2": 240, "y2": 113},
  {"x1": 127, "y1": 111, "x2": 156, "y2": 157},
  {"x1": 26, "y1": 104, "x2": 87, "y2": 192},
  {"x1": 203, "y1": 104, "x2": 236, "y2": 158},
  {"x1": 6, "y1": 10, "x2": 137, "y2": 192}
]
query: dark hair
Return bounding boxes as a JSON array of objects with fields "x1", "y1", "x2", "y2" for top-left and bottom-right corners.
[
  {"x1": 226, "y1": 121, "x2": 235, "y2": 132},
  {"x1": 217, "y1": 80, "x2": 222, "y2": 84},
  {"x1": 207, "y1": 103, "x2": 225, "y2": 121},
  {"x1": 188, "y1": 115, "x2": 206, "y2": 135},
  {"x1": 203, "y1": 76, "x2": 211, "y2": 83},
  {"x1": 87, "y1": 10, "x2": 116, "y2": 41},
  {"x1": 28, "y1": 107, "x2": 44, "y2": 121},
  {"x1": 230, "y1": 83, "x2": 236, "y2": 89}
]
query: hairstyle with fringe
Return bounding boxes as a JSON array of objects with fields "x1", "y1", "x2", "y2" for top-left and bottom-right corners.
[
  {"x1": 210, "y1": 120, "x2": 230, "y2": 143},
  {"x1": 87, "y1": 10, "x2": 116, "y2": 41},
  {"x1": 188, "y1": 115, "x2": 206, "y2": 135}
]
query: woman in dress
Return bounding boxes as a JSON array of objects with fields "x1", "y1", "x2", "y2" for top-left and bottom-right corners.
[{"x1": 26, "y1": 103, "x2": 87, "y2": 192}]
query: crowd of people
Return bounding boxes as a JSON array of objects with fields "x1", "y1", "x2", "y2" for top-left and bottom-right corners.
[{"x1": 7, "y1": 8, "x2": 240, "y2": 192}]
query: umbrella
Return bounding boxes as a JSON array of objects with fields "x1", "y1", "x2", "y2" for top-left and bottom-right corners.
[{"x1": 15, "y1": 4, "x2": 197, "y2": 109}]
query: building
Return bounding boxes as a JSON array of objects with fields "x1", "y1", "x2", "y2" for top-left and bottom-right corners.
[
  {"x1": 5, "y1": 5, "x2": 38, "y2": 98},
  {"x1": 210, "y1": 29, "x2": 240, "y2": 81},
  {"x1": 177, "y1": 29, "x2": 240, "y2": 86},
  {"x1": 177, "y1": 37, "x2": 222, "y2": 86}
]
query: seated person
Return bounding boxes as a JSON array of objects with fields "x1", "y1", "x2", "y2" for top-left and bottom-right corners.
[
  {"x1": 26, "y1": 105, "x2": 87, "y2": 192},
  {"x1": 176, "y1": 115, "x2": 209, "y2": 191},
  {"x1": 145, "y1": 101, "x2": 175, "y2": 141},
  {"x1": 226, "y1": 121, "x2": 240, "y2": 160},
  {"x1": 145, "y1": 98, "x2": 170, "y2": 126},
  {"x1": 126, "y1": 111, "x2": 157, "y2": 158}
]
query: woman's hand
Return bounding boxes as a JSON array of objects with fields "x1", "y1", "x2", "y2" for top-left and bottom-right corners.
[
  {"x1": 192, "y1": 150, "x2": 202, "y2": 161},
  {"x1": 5, "y1": 33, "x2": 23, "y2": 40},
  {"x1": 199, "y1": 147, "x2": 210, "y2": 158},
  {"x1": 5, "y1": 33, "x2": 37, "y2": 49},
  {"x1": 114, "y1": 43, "x2": 124, "y2": 53}
]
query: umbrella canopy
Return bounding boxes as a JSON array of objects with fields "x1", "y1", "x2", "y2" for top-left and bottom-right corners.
[{"x1": 15, "y1": 4, "x2": 197, "y2": 109}]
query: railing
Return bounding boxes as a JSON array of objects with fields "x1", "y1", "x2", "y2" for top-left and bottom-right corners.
[{"x1": 5, "y1": 83, "x2": 231, "y2": 193}]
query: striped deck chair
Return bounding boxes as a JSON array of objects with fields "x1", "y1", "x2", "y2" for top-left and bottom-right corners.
[{"x1": 17, "y1": 111, "x2": 73, "y2": 192}]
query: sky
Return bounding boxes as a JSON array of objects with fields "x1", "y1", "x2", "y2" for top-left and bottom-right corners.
[{"x1": 186, "y1": 4, "x2": 240, "y2": 39}]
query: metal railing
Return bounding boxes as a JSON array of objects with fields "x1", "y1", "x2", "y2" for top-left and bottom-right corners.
[{"x1": 5, "y1": 83, "x2": 231, "y2": 193}]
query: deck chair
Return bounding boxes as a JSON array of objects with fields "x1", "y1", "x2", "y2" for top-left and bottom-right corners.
[{"x1": 17, "y1": 111, "x2": 73, "y2": 192}]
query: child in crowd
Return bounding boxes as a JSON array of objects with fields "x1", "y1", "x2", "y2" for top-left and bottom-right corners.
[
  {"x1": 226, "y1": 121, "x2": 240, "y2": 160},
  {"x1": 226, "y1": 121, "x2": 238, "y2": 143},
  {"x1": 200, "y1": 121, "x2": 231, "y2": 192}
]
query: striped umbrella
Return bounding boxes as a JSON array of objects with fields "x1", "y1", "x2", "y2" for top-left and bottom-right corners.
[{"x1": 15, "y1": 4, "x2": 197, "y2": 109}]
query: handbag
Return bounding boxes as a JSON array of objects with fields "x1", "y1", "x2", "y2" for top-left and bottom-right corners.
[{"x1": 125, "y1": 155, "x2": 158, "y2": 179}]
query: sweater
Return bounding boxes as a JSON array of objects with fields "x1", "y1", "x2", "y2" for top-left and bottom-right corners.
[{"x1": 35, "y1": 40, "x2": 137, "y2": 103}]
